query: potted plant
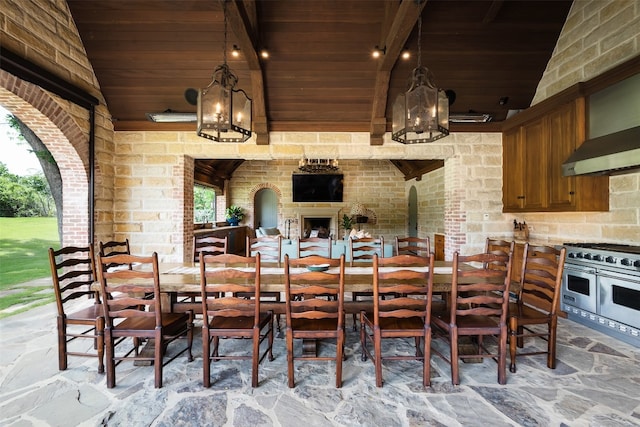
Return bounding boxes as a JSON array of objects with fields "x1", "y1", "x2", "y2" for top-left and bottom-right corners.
[
  {"x1": 225, "y1": 205, "x2": 244, "y2": 226},
  {"x1": 341, "y1": 214, "x2": 353, "y2": 238}
]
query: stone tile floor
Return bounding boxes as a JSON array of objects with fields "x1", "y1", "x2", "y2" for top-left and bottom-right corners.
[{"x1": 1, "y1": 298, "x2": 640, "y2": 427}]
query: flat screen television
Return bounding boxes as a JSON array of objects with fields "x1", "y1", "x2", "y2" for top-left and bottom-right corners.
[{"x1": 292, "y1": 173, "x2": 344, "y2": 202}]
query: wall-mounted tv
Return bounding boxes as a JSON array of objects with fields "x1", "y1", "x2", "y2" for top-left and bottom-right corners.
[{"x1": 292, "y1": 173, "x2": 344, "y2": 202}]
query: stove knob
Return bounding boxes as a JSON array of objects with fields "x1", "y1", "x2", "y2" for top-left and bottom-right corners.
[
  {"x1": 621, "y1": 258, "x2": 632, "y2": 266},
  {"x1": 584, "y1": 253, "x2": 593, "y2": 260},
  {"x1": 605, "y1": 256, "x2": 616, "y2": 263},
  {"x1": 568, "y1": 253, "x2": 576, "y2": 258},
  {"x1": 634, "y1": 260, "x2": 640, "y2": 268},
  {"x1": 592, "y1": 254, "x2": 603, "y2": 261},
  {"x1": 576, "y1": 252, "x2": 584, "y2": 259}
]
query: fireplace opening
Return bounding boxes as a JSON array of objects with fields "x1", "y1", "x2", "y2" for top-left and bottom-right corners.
[{"x1": 303, "y1": 217, "x2": 331, "y2": 238}]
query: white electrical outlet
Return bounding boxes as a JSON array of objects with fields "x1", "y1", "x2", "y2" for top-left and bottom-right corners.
[{"x1": 483, "y1": 213, "x2": 489, "y2": 220}]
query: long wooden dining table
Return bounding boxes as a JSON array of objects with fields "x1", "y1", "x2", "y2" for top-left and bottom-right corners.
[
  {"x1": 92, "y1": 261, "x2": 517, "y2": 315},
  {"x1": 92, "y1": 260, "x2": 517, "y2": 360}
]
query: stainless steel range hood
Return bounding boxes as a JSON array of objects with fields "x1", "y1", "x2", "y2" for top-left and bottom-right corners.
[{"x1": 562, "y1": 126, "x2": 640, "y2": 176}]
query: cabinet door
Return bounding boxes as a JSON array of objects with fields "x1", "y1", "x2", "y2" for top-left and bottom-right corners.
[
  {"x1": 502, "y1": 127, "x2": 525, "y2": 211},
  {"x1": 522, "y1": 118, "x2": 548, "y2": 210},
  {"x1": 547, "y1": 102, "x2": 576, "y2": 209}
]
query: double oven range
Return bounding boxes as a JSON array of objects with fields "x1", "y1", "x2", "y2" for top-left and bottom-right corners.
[{"x1": 562, "y1": 243, "x2": 640, "y2": 347}]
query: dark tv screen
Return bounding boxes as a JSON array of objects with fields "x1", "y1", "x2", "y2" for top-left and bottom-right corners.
[{"x1": 292, "y1": 174, "x2": 344, "y2": 202}]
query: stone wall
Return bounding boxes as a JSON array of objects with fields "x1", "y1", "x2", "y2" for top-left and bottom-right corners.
[{"x1": 519, "y1": 0, "x2": 640, "y2": 244}]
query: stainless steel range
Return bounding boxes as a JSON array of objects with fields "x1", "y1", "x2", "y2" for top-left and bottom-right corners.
[{"x1": 562, "y1": 243, "x2": 640, "y2": 347}]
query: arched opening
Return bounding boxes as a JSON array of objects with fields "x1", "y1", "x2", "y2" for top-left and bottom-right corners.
[{"x1": 0, "y1": 74, "x2": 91, "y2": 247}]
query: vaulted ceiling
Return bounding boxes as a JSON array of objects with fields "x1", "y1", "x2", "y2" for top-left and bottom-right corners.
[{"x1": 67, "y1": 0, "x2": 572, "y2": 181}]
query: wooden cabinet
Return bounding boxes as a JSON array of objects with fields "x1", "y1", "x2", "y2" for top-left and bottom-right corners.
[
  {"x1": 502, "y1": 98, "x2": 609, "y2": 212},
  {"x1": 194, "y1": 226, "x2": 247, "y2": 256}
]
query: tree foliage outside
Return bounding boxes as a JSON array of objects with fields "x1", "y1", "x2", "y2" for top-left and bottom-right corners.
[
  {"x1": 194, "y1": 185, "x2": 216, "y2": 223},
  {"x1": 0, "y1": 162, "x2": 55, "y2": 217}
]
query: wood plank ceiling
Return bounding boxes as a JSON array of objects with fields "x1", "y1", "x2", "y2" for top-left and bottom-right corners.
[{"x1": 67, "y1": 0, "x2": 572, "y2": 183}]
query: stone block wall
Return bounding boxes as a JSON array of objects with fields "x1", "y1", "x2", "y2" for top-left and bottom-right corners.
[{"x1": 518, "y1": 0, "x2": 640, "y2": 245}]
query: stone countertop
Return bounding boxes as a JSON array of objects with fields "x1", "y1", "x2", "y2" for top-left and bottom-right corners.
[{"x1": 490, "y1": 235, "x2": 566, "y2": 247}]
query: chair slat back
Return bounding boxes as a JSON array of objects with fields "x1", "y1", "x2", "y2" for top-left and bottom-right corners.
[
  {"x1": 193, "y1": 235, "x2": 228, "y2": 262},
  {"x1": 349, "y1": 236, "x2": 384, "y2": 266},
  {"x1": 284, "y1": 254, "x2": 345, "y2": 324},
  {"x1": 200, "y1": 253, "x2": 261, "y2": 324},
  {"x1": 298, "y1": 237, "x2": 332, "y2": 258},
  {"x1": 484, "y1": 238, "x2": 513, "y2": 272},
  {"x1": 247, "y1": 235, "x2": 282, "y2": 265},
  {"x1": 98, "y1": 239, "x2": 131, "y2": 271},
  {"x1": 519, "y1": 244, "x2": 566, "y2": 314},
  {"x1": 97, "y1": 253, "x2": 161, "y2": 328},
  {"x1": 49, "y1": 245, "x2": 99, "y2": 315},
  {"x1": 395, "y1": 236, "x2": 431, "y2": 257},
  {"x1": 373, "y1": 253, "x2": 434, "y2": 324},
  {"x1": 450, "y1": 251, "x2": 513, "y2": 324}
]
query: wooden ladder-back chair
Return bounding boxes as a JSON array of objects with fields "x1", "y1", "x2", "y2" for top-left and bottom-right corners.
[
  {"x1": 360, "y1": 253, "x2": 435, "y2": 387},
  {"x1": 284, "y1": 254, "x2": 346, "y2": 388},
  {"x1": 508, "y1": 244, "x2": 566, "y2": 373},
  {"x1": 193, "y1": 235, "x2": 228, "y2": 262},
  {"x1": 484, "y1": 238, "x2": 514, "y2": 272},
  {"x1": 97, "y1": 252, "x2": 194, "y2": 388},
  {"x1": 98, "y1": 239, "x2": 131, "y2": 271},
  {"x1": 199, "y1": 253, "x2": 274, "y2": 388},
  {"x1": 432, "y1": 249, "x2": 514, "y2": 385},
  {"x1": 395, "y1": 236, "x2": 431, "y2": 256},
  {"x1": 49, "y1": 245, "x2": 104, "y2": 373},
  {"x1": 247, "y1": 235, "x2": 283, "y2": 330},
  {"x1": 349, "y1": 236, "x2": 384, "y2": 330},
  {"x1": 298, "y1": 237, "x2": 332, "y2": 258}
]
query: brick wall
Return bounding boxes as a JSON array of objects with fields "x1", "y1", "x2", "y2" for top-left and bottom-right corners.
[{"x1": 0, "y1": 0, "x2": 115, "y2": 248}]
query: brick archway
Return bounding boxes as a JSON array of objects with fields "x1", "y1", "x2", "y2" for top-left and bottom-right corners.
[{"x1": 0, "y1": 71, "x2": 90, "y2": 246}]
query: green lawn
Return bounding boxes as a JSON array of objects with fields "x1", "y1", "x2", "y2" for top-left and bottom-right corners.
[
  {"x1": 0, "y1": 217, "x2": 59, "y2": 318},
  {"x1": 0, "y1": 217, "x2": 59, "y2": 288}
]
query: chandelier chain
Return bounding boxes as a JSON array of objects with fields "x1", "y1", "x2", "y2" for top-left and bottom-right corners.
[
  {"x1": 417, "y1": 16, "x2": 422, "y2": 69},
  {"x1": 222, "y1": 0, "x2": 228, "y2": 66}
]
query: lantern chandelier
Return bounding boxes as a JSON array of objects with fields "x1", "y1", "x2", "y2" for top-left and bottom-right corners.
[
  {"x1": 298, "y1": 157, "x2": 340, "y2": 173},
  {"x1": 391, "y1": 16, "x2": 449, "y2": 144},
  {"x1": 197, "y1": 0, "x2": 252, "y2": 142}
]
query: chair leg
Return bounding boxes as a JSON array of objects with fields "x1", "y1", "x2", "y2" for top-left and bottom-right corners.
[
  {"x1": 154, "y1": 331, "x2": 163, "y2": 388},
  {"x1": 57, "y1": 316, "x2": 67, "y2": 371},
  {"x1": 548, "y1": 318, "x2": 557, "y2": 369},
  {"x1": 450, "y1": 328, "x2": 459, "y2": 385},
  {"x1": 203, "y1": 329, "x2": 211, "y2": 388},
  {"x1": 423, "y1": 331, "x2": 431, "y2": 387},
  {"x1": 268, "y1": 317, "x2": 275, "y2": 362},
  {"x1": 497, "y1": 326, "x2": 508, "y2": 385},
  {"x1": 509, "y1": 316, "x2": 518, "y2": 373},
  {"x1": 105, "y1": 328, "x2": 116, "y2": 388},
  {"x1": 286, "y1": 328, "x2": 295, "y2": 388},
  {"x1": 359, "y1": 312, "x2": 367, "y2": 362},
  {"x1": 96, "y1": 316, "x2": 105, "y2": 374},
  {"x1": 374, "y1": 327, "x2": 383, "y2": 387},
  {"x1": 252, "y1": 330, "x2": 260, "y2": 388},
  {"x1": 336, "y1": 330, "x2": 344, "y2": 388},
  {"x1": 186, "y1": 319, "x2": 194, "y2": 362}
]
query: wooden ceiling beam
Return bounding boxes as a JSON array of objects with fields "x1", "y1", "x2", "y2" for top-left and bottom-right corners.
[
  {"x1": 370, "y1": 0, "x2": 428, "y2": 145},
  {"x1": 225, "y1": 0, "x2": 269, "y2": 144}
]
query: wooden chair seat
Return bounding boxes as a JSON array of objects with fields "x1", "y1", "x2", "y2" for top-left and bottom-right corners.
[
  {"x1": 431, "y1": 248, "x2": 514, "y2": 385},
  {"x1": 49, "y1": 245, "x2": 105, "y2": 374},
  {"x1": 98, "y1": 252, "x2": 194, "y2": 389},
  {"x1": 200, "y1": 253, "x2": 274, "y2": 388},
  {"x1": 360, "y1": 253, "x2": 434, "y2": 388},
  {"x1": 508, "y1": 244, "x2": 566, "y2": 373},
  {"x1": 115, "y1": 312, "x2": 191, "y2": 334},
  {"x1": 284, "y1": 254, "x2": 345, "y2": 388},
  {"x1": 208, "y1": 313, "x2": 272, "y2": 330}
]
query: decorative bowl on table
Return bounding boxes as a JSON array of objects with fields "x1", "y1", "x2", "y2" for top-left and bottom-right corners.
[{"x1": 307, "y1": 264, "x2": 330, "y2": 272}]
